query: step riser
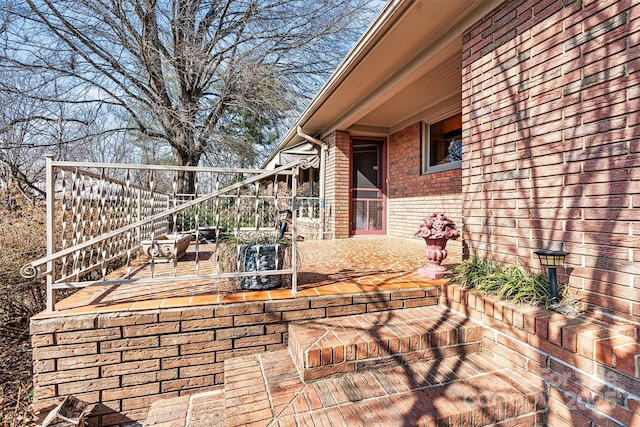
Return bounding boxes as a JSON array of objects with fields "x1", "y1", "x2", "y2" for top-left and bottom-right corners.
[
  {"x1": 289, "y1": 307, "x2": 484, "y2": 382},
  {"x1": 275, "y1": 406, "x2": 545, "y2": 427},
  {"x1": 303, "y1": 342, "x2": 482, "y2": 382},
  {"x1": 493, "y1": 412, "x2": 545, "y2": 426}
]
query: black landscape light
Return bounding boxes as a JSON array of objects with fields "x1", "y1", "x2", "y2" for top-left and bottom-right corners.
[{"x1": 534, "y1": 249, "x2": 568, "y2": 305}]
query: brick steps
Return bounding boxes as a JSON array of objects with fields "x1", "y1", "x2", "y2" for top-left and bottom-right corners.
[
  {"x1": 289, "y1": 306, "x2": 482, "y2": 381},
  {"x1": 221, "y1": 349, "x2": 545, "y2": 426},
  {"x1": 144, "y1": 306, "x2": 546, "y2": 426}
]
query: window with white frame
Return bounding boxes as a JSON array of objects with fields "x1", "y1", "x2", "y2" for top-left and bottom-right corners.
[{"x1": 422, "y1": 112, "x2": 462, "y2": 174}]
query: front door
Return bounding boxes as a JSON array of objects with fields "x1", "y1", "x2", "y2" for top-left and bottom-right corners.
[{"x1": 351, "y1": 139, "x2": 385, "y2": 235}]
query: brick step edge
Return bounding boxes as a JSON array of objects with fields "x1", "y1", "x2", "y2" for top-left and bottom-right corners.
[
  {"x1": 302, "y1": 341, "x2": 482, "y2": 382},
  {"x1": 288, "y1": 306, "x2": 483, "y2": 381},
  {"x1": 441, "y1": 283, "x2": 640, "y2": 380}
]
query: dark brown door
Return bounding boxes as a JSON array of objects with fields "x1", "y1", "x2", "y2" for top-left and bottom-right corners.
[{"x1": 351, "y1": 140, "x2": 385, "y2": 235}]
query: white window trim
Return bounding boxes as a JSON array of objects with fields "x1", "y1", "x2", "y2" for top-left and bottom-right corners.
[{"x1": 421, "y1": 120, "x2": 462, "y2": 175}]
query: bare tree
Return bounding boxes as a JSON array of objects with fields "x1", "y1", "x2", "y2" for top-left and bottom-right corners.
[
  {"x1": 0, "y1": 0, "x2": 378, "y2": 193},
  {"x1": 0, "y1": 69, "x2": 97, "y2": 197}
]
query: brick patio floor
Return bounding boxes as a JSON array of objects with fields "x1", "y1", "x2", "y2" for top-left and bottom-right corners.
[{"x1": 37, "y1": 237, "x2": 461, "y2": 318}]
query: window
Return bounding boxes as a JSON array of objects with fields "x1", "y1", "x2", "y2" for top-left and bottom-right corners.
[{"x1": 422, "y1": 112, "x2": 462, "y2": 174}]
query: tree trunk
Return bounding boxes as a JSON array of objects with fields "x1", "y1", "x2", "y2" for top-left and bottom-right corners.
[{"x1": 173, "y1": 148, "x2": 201, "y2": 196}]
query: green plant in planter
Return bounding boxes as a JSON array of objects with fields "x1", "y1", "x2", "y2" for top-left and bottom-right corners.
[
  {"x1": 171, "y1": 204, "x2": 239, "y2": 243},
  {"x1": 451, "y1": 255, "x2": 501, "y2": 290},
  {"x1": 452, "y1": 256, "x2": 576, "y2": 310},
  {"x1": 491, "y1": 263, "x2": 550, "y2": 305}
]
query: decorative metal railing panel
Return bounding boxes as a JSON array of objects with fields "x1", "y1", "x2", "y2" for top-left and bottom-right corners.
[
  {"x1": 55, "y1": 166, "x2": 171, "y2": 284},
  {"x1": 22, "y1": 157, "x2": 330, "y2": 311}
]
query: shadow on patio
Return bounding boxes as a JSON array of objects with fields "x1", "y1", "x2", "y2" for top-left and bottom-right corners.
[{"x1": 41, "y1": 237, "x2": 461, "y2": 317}]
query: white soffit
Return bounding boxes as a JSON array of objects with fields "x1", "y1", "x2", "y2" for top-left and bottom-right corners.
[
  {"x1": 316, "y1": 0, "x2": 501, "y2": 136},
  {"x1": 320, "y1": 3, "x2": 467, "y2": 133},
  {"x1": 353, "y1": 50, "x2": 462, "y2": 131}
]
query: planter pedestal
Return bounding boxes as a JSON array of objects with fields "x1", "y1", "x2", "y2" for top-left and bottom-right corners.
[{"x1": 417, "y1": 237, "x2": 450, "y2": 279}]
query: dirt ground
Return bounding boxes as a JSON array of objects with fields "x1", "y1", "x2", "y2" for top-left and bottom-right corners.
[{"x1": 0, "y1": 322, "x2": 38, "y2": 427}]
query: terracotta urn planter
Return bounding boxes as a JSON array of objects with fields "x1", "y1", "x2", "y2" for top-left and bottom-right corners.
[
  {"x1": 415, "y1": 213, "x2": 460, "y2": 279},
  {"x1": 417, "y1": 237, "x2": 450, "y2": 279}
]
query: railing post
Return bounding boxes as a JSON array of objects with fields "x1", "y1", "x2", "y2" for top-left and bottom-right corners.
[
  {"x1": 319, "y1": 143, "x2": 327, "y2": 240},
  {"x1": 45, "y1": 154, "x2": 56, "y2": 311},
  {"x1": 291, "y1": 166, "x2": 299, "y2": 294},
  {"x1": 136, "y1": 189, "x2": 142, "y2": 244}
]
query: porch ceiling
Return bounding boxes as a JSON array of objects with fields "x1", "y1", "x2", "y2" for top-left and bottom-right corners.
[
  {"x1": 265, "y1": 0, "x2": 502, "y2": 166},
  {"x1": 352, "y1": 50, "x2": 462, "y2": 133},
  {"x1": 311, "y1": 3, "x2": 467, "y2": 135}
]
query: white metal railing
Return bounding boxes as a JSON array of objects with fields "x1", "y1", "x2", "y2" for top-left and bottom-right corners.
[
  {"x1": 22, "y1": 157, "x2": 329, "y2": 311},
  {"x1": 296, "y1": 197, "x2": 334, "y2": 240}
]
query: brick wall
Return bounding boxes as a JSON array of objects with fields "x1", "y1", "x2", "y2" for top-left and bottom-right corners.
[
  {"x1": 323, "y1": 124, "x2": 463, "y2": 242},
  {"x1": 461, "y1": 0, "x2": 640, "y2": 316},
  {"x1": 31, "y1": 289, "x2": 438, "y2": 426},
  {"x1": 324, "y1": 131, "x2": 351, "y2": 238},
  {"x1": 387, "y1": 122, "x2": 463, "y2": 254},
  {"x1": 442, "y1": 283, "x2": 640, "y2": 427}
]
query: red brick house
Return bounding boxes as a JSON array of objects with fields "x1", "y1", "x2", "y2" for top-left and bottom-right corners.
[
  {"x1": 30, "y1": 1, "x2": 640, "y2": 426},
  {"x1": 267, "y1": 0, "x2": 639, "y2": 320},
  {"x1": 265, "y1": 2, "x2": 640, "y2": 423}
]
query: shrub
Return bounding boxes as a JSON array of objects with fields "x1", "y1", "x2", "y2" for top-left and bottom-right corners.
[
  {"x1": 452, "y1": 255, "x2": 568, "y2": 309},
  {"x1": 0, "y1": 186, "x2": 47, "y2": 324},
  {"x1": 0, "y1": 184, "x2": 45, "y2": 426},
  {"x1": 451, "y1": 255, "x2": 501, "y2": 290}
]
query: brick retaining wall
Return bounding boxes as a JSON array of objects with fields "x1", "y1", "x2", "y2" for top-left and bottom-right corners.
[
  {"x1": 31, "y1": 288, "x2": 439, "y2": 426},
  {"x1": 442, "y1": 283, "x2": 640, "y2": 426},
  {"x1": 33, "y1": 283, "x2": 640, "y2": 426}
]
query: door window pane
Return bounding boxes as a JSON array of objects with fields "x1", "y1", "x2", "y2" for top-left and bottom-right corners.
[{"x1": 352, "y1": 200, "x2": 383, "y2": 231}]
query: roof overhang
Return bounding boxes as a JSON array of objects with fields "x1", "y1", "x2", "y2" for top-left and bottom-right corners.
[{"x1": 264, "y1": 0, "x2": 502, "y2": 168}]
